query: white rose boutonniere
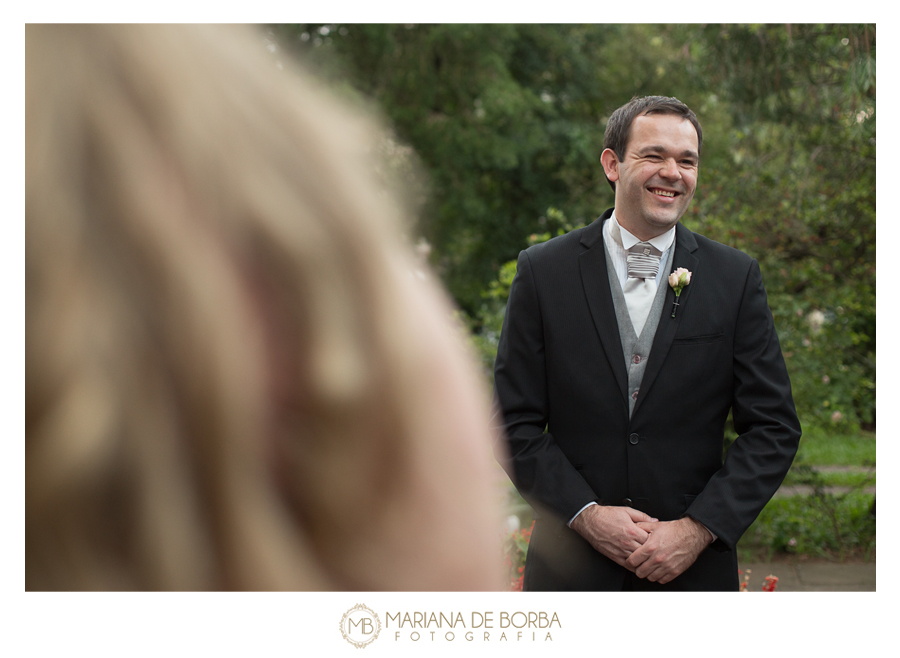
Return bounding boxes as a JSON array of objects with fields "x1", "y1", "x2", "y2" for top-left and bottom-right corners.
[{"x1": 668, "y1": 268, "x2": 692, "y2": 318}]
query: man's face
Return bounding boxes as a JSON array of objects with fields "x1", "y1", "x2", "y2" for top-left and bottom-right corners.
[{"x1": 601, "y1": 113, "x2": 699, "y2": 240}]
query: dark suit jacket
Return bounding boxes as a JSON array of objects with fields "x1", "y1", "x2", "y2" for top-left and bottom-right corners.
[{"x1": 493, "y1": 209, "x2": 801, "y2": 591}]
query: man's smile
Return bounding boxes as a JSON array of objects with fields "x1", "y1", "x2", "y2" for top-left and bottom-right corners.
[{"x1": 648, "y1": 187, "x2": 680, "y2": 199}]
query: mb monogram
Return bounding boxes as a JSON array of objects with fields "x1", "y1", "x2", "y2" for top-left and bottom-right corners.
[{"x1": 339, "y1": 604, "x2": 381, "y2": 648}]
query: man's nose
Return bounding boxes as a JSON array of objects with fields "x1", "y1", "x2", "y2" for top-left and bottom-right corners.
[{"x1": 659, "y1": 158, "x2": 681, "y2": 179}]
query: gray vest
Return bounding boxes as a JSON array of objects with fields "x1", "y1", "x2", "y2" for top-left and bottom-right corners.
[{"x1": 604, "y1": 240, "x2": 674, "y2": 417}]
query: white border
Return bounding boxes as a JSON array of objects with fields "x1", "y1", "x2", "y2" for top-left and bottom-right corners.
[{"x1": 10, "y1": 7, "x2": 892, "y2": 657}]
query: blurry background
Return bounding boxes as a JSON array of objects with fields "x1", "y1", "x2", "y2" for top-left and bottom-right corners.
[{"x1": 264, "y1": 24, "x2": 875, "y2": 572}]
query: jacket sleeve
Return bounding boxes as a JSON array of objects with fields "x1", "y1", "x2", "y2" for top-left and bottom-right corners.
[
  {"x1": 685, "y1": 259, "x2": 801, "y2": 549},
  {"x1": 492, "y1": 249, "x2": 599, "y2": 528}
]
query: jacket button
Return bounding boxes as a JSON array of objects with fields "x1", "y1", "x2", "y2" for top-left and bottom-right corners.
[
  {"x1": 629, "y1": 433, "x2": 639, "y2": 445},
  {"x1": 622, "y1": 498, "x2": 633, "y2": 505}
]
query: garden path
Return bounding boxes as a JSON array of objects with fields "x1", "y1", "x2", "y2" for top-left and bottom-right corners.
[{"x1": 737, "y1": 562, "x2": 875, "y2": 591}]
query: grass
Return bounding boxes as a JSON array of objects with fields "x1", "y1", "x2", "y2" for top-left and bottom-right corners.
[
  {"x1": 794, "y1": 428, "x2": 876, "y2": 466},
  {"x1": 782, "y1": 469, "x2": 875, "y2": 488}
]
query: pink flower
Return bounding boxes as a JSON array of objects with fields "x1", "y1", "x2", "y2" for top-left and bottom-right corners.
[
  {"x1": 831, "y1": 411, "x2": 844, "y2": 423},
  {"x1": 668, "y1": 268, "x2": 692, "y2": 290},
  {"x1": 668, "y1": 269, "x2": 693, "y2": 319}
]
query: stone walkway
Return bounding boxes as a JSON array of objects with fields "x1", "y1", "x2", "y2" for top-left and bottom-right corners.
[{"x1": 738, "y1": 562, "x2": 875, "y2": 591}]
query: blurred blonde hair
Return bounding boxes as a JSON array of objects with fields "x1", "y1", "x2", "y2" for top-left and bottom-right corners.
[{"x1": 26, "y1": 24, "x2": 501, "y2": 590}]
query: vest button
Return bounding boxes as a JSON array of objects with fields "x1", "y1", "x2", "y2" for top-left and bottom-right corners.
[
  {"x1": 629, "y1": 433, "x2": 639, "y2": 445},
  {"x1": 632, "y1": 390, "x2": 639, "y2": 400},
  {"x1": 632, "y1": 354, "x2": 642, "y2": 364}
]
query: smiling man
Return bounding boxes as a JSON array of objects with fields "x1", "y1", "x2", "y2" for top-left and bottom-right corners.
[
  {"x1": 603, "y1": 112, "x2": 698, "y2": 239},
  {"x1": 493, "y1": 96, "x2": 801, "y2": 591}
]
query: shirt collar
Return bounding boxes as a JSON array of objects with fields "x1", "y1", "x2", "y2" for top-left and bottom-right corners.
[{"x1": 609, "y1": 211, "x2": 676, "y2": 252}]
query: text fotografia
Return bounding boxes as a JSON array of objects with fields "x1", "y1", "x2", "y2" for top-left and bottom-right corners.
[{"x1": 386, "y1": 611, "x2": 561, "y2": 642}]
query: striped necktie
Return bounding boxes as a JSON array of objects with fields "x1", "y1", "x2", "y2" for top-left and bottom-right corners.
[{"x1": 624, "y1": 242, "x2": 662, "y2": 336}]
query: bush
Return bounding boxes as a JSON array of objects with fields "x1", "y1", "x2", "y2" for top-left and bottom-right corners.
[{"x1": 740, "y1": 491, "x2": 875, "y2": 561}]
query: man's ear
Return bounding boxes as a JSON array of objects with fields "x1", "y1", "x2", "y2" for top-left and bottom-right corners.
[{"x1": 600, "y1": 148, "x2": 620, "y2": 183}]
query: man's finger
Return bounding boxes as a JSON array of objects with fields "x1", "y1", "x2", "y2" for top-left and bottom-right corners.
[
  {"x1": 635, "y1": 558, "x2": 665, "y2": 580},
  {"x1": 635, "y1": 521, "x2": 659, "y2": 532},
  {"x1": 625, "y1": 545, "x2": 651, "y2": 571}
]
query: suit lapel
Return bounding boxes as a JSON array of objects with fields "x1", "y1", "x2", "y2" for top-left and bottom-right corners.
[
  {"x1": 578, "y1": 211, "x2": 629, "y2": 411},
  {"x1": 632, "y1": 222, "x2": 700, "y2": 417}
]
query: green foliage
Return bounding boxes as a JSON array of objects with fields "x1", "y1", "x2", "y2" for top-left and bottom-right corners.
[
  {"x1": 269, "y1": 24, "x2": 875, "y2": 433},
  {"x1": 270, "y1": 24, "x2": 700, "y2": 313},
  {"x1": 684, "y1": 24, "x2": 876, "y2": 431},
  {"x1": 740, "y1": 490, "x2": 875, "y2": 562}
]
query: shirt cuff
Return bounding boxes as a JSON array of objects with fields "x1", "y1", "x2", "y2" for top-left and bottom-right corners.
[
  {"x1": 567, "y1": 501, "x2": 598, "y2": 527},
  {"x1": 691, "y1": 517, "x2": 717, "y2": 543}
]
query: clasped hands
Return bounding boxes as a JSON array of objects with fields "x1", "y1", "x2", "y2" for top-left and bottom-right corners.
[{"x1": 570, "y1": 504, "x2": 712, "y2": 585}]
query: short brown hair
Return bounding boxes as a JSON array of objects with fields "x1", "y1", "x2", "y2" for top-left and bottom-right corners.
[{"x1": 603, "y1": 95, "x2": 702, "y2": 191}]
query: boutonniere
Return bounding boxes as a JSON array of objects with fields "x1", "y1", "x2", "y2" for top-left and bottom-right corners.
[{"x1": 668, "y1": 268, "x2": 692, "y2": 318}]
